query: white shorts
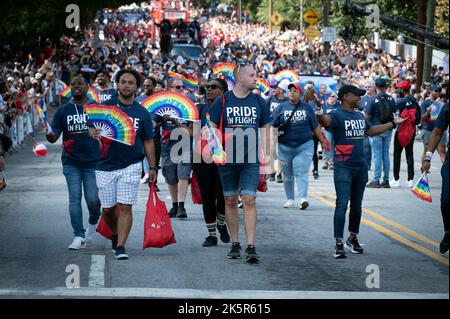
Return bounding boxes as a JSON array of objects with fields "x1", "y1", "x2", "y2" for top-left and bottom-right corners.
[{"x1": 95, "y1": 162, "x2": 142, "y2": 208}]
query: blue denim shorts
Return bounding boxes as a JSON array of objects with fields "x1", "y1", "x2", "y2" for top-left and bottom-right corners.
[{"x1": 218, "y1": 163, "x2": 260, "y2": 197}]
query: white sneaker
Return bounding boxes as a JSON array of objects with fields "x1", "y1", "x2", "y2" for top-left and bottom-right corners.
[
  {"x1": 299, "y1": 199, "x2": 309, "y2": 210},
  {"x1": 86, "y1": 223, "x2": 97, "y2": 241},
  {"x1": 283, "y1": 199, "x2": 296, "y2": 208},
  {"x1": 390, "y1": 179, "x2": 400, "y2": 188},
  {"x1": 139, "y1": 174, "x2": 149, "y2": 184},
  {"x1": 68, "y1": 236, "x2": 86, "y2": 250},
  {"x1": 408, "y1": 180, "x2": 415, "y2": 188}
]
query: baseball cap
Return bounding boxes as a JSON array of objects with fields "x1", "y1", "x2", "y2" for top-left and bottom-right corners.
[
  {"x1": 35, "y1": 72, "x2": 42, "y2": 80},
  {"x1": 269, "y1": 78, "x2": 279, "y2": 88},
  {"x1": 375, "y1": 77, "x2": 387, "y2": 88},
  {"x1": 337, "y1": 85, "x2": 366, "y2": 100},
  {"x1": 395, "y1": 80, "x2": 412, "y2": 91},
  {"x1": 287, "y1": 81, "x2": 303, "y2": 93},
  {"x1": 7, "y1": 76, "x2": 14, "y2": 82},
  {"x1": 429, "y1": 84, "x2": 441, "y2": 92}
]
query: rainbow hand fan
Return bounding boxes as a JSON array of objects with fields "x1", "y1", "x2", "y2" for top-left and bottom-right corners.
[
  {"x1": 205, "y1": 114, "x2": 227, "y2": 165},
  {"x1": 87, "y1": 87, "x2": 100, "y2": 102},
  {"x1": 274, "y1": 70, "x2": 300, "y2": 83},
  {"x1": 262, "y1": 60, "x2": 274, "y2": 73},
  {"x1": 256, "y1": 78, "x2": 270, "y2": 94},
  {"x1": 212, "y1": 62, "x2": 236, "y2": 90},
  {"x1": 411, "y1": 172, "x2": 432, "y2": 202},
  {"x1": 126, "y1": 54, "x2": 140, "y2": 64},
  {"x1": 83, "y1": 104, "x2": 136, "y2": 146},
  {"x1": 140, "y1": 92, "x2": 199, "y2": 121},
  {"x1": 102, "y1": 46, "x2": 110, "y2": 58},
  {"x1": 56, "y1": 79, "x2": 68, "y2": 92}
]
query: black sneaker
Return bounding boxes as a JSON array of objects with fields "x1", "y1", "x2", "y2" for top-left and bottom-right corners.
[
  {"x1": 313, "y1": 171, "x2": 319, "y2": 180},
  {"x1": 176, "y1": 207, "x2": 188, "y2": 219},
  {"x1": 439, "y1": 233, "x2": 449, "y2": 255},
  {"x1": 269, "y1": 173, "x2": 276, "y2": 182},
  {"x1": 114, "y1": 246, "x2": 128, "y2": 260},
  {"x1": 276, "y1": 174, "x2": 283, "y2": 183},
  {"x1": 168, "y1": 207, "x2": 178, "y2": 218},
  {"x1": 380, "y1": 181, "x2": 390, "y2": 188},
  {"x1": 238, "y1": 200, "x2": 243, "y2": 209},
  {"x1": 333, "y1": 242, "x2": 346, "y2": 259},
  {"x1": 245, "y1": 245, "x2": 260, "y2": 263},
  {"x1": 227, "y1": 242, "x2": 242, "y2": 259},
  {"x1": 202, "y1": 235, "x2": 218, "y2": 247},
  {"x1": 155, "y1": 184, "x2": 160, "y2": 192},
  {"x1": 322, "y1": 164, "x2": 329, "y2": 170},
  {"x1": 217, "y1": 224, "x2": 231, "y2": 243},
  {"x1": 366, "y1": 181, "x2": 381, "y2": 188},
  {"x1": 345, "y1": 237, "x2": 364, "y2": 254},
  {"x1": 111, "y1": 234, "x2": 118, "y2": 252}
]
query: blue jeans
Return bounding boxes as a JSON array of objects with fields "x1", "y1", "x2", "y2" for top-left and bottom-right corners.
[
  {"x1": 63, "y1": 165, "x2": 101, "y2": 238},
  {"x1": 278, "y1": 140, "x2": 314, "y2": 200},
  {"x1": 372, "y1": 130, "x2": 392, "y2": 182},
  {"x1": 333, "y1": 164, "x2": 368, "y2": 239},
  {"x1": 324, "y1": 130, "x2": 334, "y2": 162},
  {"x1": 218, "y1": 163, "x2": 260, "y2": 197},
  {"x1": 363, "y1": 136, "x2": 372, "y2": 169}
]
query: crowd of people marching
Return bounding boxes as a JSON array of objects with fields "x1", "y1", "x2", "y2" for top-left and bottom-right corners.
[{"x1": 0, "y1": 3, "x2": 448, "y2": 261}]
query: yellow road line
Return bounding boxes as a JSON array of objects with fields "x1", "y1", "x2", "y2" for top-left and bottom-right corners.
[
  {"x1": 309, "y1": 193, "x2": 449, "y2": 266},
  {"x1": 316, "y1": 190, "x2": 440, "y2": 248}
]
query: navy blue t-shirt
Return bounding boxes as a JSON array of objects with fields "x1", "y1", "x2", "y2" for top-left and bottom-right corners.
[
  {"x1": 95, "y1": 98, "x2": 154, "y2": 171},
  {"x1": 50, "y1": 102, "x2": 101, "y2": 169},
  {"x1": 272, "y1": 101, "x2": 318, "y2": 147},
  {"x1": 207, "y1": 91, "x2": 272, "y2": 164},
  {"x1": 96, "y1": 86, "x2": 119, "y2": 103},
  {"x1": 366, "y1": 92, "x2": 397, "y2": 125},
  {"x1": 267, "y1": 95, "x2": 288, "y2": 114},
  {"x1": 329, "y1": 108, "x2": 372, "y2": 167},
  {"x1": 153, "y1": 113, "x2": 192, "y2": 153},
  {"x1": 420, "y1": 98, "x2": 443, "y2": 132}
]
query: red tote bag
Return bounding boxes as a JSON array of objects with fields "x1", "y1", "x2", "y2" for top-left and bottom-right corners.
[
  {"x1": 96, "y1": 206, "x2": 120, "y2": 239},
  {"x1": 191, "y1": 174, "x2": 203, "y2": 204},
  {"x1": 143, "y1": 183, "x2": 177, "y2": 249}
]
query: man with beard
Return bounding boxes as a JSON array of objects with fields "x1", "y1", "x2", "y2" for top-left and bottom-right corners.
[
  {"x1": 89, "y1": 69, "x2": 157, "y2": 260},
  {"x1": 94, "y1": 69, "x2": 118, "y2": 103}
]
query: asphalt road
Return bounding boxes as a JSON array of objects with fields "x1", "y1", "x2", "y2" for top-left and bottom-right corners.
[{"x1": 0, "y1": 129, "x2": 448, "y2": 300}]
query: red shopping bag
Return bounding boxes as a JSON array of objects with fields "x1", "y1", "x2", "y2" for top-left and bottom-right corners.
[
  {"x1": 257, "y1": 174, "x2": 268, "y2": 192},
  {"x1": 96, "y1": 206, "x2": 119, "y2": 239},
  {"x1": 191, "y1": 174, "x2": 202, "y2": 204},
  {"x1": 143, "y1": 183, "x2": 177, "y2": 249}
]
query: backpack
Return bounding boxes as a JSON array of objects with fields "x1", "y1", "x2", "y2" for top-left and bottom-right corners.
[{"x1": 378, "y1": 94, "x2": 394, "y2": 124}]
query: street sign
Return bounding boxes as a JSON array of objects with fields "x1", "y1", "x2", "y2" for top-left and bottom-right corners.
[
  {"x1": 271, "y1": 12, "x2": 283, "y2": 26},
  {"x1": 303, "y1": 10, "x2": 320, "y2": 25},
  {"x1": 304, "y1": 26, "x2": 321, "y2": 41},
  {"x1": 322, "y1": 27, "x2": 337, "y2": 42}
]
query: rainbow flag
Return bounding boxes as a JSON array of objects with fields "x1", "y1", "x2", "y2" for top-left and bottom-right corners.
[
  {"x1": 56, "y1": 79, "x2": 68, "y2": 92},
  {"x1": 256, "y1": 78, "x2": 270, "y2": 94},
  {"x1": 205, "y1": 114, "x2": 227, "y2": 165},
  {"x1": 34, "y1": 102, "x2": 48, "y2": 130},
  {"x1": 411, "y1": 173, "x2": 432, "y2": 202},
  {"x1": 168, "y1": 71, "x2": 198, "y2": 90},
  {"x1": 247, "y1": 51, "x2": 257, "y2": 62}
]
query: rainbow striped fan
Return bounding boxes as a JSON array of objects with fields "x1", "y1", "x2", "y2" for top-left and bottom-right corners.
[
  {"x1": 83, "y1": 104, "x2": 136, "y2": 146},
  {"x1": 411, "y1": 172, "x2": 432, "y2": 202},
  {"x1": 212, "y1": 62, "x2": 236, "y2": 90},
  {"x1": 140, "y1": 92, "x2": 199, "y2": 121}
]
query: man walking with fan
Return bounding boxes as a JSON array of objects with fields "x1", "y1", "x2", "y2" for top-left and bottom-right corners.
[
  {"x1": 89, "y1": 69, "x2": 157, "y2": 260},
  {"x1": 46, "y1": 76, "x2": 102, "y2": 250}
]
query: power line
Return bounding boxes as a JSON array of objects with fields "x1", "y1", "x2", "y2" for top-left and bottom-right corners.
[{"x1": 353, "y1": 16, "x2": 447, "y2": 53}]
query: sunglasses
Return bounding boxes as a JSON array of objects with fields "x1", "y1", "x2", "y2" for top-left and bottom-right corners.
[
  {"x1": 173, "y1": 85, "x2": 183, "y2": 90},
  {"x1": 204, "y1": 84, "x2": 221, "y2": 90}
]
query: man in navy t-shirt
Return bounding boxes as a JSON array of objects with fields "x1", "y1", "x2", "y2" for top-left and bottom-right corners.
[
  {"x1": 94, "y1": 69, "x2": 118, "y2": 103},
  {"x1": 46, "y1": 76, "x2": 101, "y2": 250},
  {"x1": 89, "y1": 69, "x2": 157, "y2": 260},
  {"x1": 317, "y1": 84, "x2": 406, "y2": 259},
  {"x1": 207, "y1": 63, "x2": 272, "y2": 263},
  {"x1": 421, "y1": 102, "x2": 449, "y2": 255}
]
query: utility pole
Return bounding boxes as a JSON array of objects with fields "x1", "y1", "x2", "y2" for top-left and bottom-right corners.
[
  {"x1": 423, "y1": 0, "x2": 436, "y2": 84},
  {"x1": 416, "y1": 0, "x2": 426, "y2": 90},
  {"x1": 269, "y1": 0, "x2": 273, "y2": 33},
  {"x1": 300, "y1": 0, "x2": 303, "y2": 34},
  {"x1": 238, "y1": 0, "x2": 242, "y2": 25},
  {"x1": 322, "y1": 0, "x2": 330, "y2": 55}
]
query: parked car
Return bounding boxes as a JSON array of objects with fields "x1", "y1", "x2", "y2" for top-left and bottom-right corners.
[{"x1": 171, "y1": 44, "x2": 204, "y2": 61}]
